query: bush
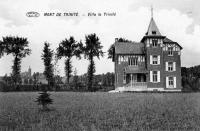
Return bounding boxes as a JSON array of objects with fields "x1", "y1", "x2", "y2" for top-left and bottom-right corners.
[
  {"x1": 0, "y1": 81, "x2": 9, "y2": 92},
  {"x1": 35, "y1": 91, "x2": 53, "y2": 111}
]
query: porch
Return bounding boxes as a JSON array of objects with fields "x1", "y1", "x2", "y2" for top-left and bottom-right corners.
[{"x1": 124, "y1": 73, "x2": 147, "y2": 89}]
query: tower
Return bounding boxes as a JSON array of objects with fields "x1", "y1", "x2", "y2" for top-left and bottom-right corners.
[{"x1": 141, "y1": 9, "x2": 166, "y2": 89}]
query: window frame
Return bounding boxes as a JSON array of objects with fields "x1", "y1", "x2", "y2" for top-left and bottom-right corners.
[
  {"x1": 152, "y1": 39, "x2": 158, "y2": 47},
  {"x1": 168, "y1": 62, "x2": 173, "y2": 72},
  {"x1": 152, "y1": 55, "x2": 158, "y2": 65},
  {"x1": 168, "y1": 47, "x2": 173, "y2": 56},
  {"x1": 128, "y1": 56, "x2": 138, "y2": 66},
  {"x1": 168, "y1": 76, "x2": 174, "y2": 88},
  {"x1": 153, "y1": 71, "x2": 158, "y2": 82}
]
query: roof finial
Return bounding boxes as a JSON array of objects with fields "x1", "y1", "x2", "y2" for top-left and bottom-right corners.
[{"x1": 151, "y1": 5, "x2": 153, "y2": 18}]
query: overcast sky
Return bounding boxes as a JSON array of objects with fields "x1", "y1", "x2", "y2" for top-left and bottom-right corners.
[{"x1": 0, "y1": 0, "x2": 200, "y2": 76}]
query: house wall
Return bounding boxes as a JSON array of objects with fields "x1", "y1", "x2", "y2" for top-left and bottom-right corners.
[
  {"x1": 145, "y1": 39, "x2": 164, "y2": 88},
  {"x1": 115, "y1": 54, "x2": 146, "y2": 88},
  {"x1": 163, "y1": 48, "x2": 182, "y2": 90}
]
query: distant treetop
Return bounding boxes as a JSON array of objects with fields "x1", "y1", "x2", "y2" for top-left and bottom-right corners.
[{"x1": 115, "y1": 37, "x2": 132, "y2": 43}]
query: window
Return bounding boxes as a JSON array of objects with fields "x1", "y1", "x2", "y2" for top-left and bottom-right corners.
[
  {"x1": 152, "y1": 39, "x2": 158, "y2": 47},
  {"x1": 152, "y1": 31, "x2": 156, "y2": 35},
  {"x1": 168, "y1": 62, "x2": 173, "y2": 71},
  {"x1": 128, "y1": 56, "x2": 138, "y2": 66},
  {"x1": 168, "y1": 47, "x2": 173, "y2": 56},
  {"x1": 153, "y1": 71, "x2": 158, "y2": 82},
  {"x1": 153, "y1": 55, "x2": 158, "y2": 65},
  {"x1": 168, "y1": 77, "x2": 174, "y2": 87}
]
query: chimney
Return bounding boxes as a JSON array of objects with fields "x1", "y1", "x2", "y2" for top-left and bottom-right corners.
[{"x1": 115, "y1": 38, "x2": 118, "y2": 42}]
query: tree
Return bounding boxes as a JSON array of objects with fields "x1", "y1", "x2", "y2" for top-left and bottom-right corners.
[
  {"x1": 35, "y1": 91, "x2": 53, "y2": 111},
  {"x1": 33, "y1": 72, "x2": 39, "y2": 85},
  {"x1": 107, "y1": 44, "x2": 115, "y2": 61},
  {"x1": 116, "y1": 37, "x2": 132, "y2": 42},
  {"x1": 41, "y1": 42, "x2": 54, "y2": 88},
  {"x1": 24, "y1": 78, "x2": 29, "y2": 84},
  {"x1": 2, "y1": 36, "x2": 31, "y2": 85},
  {"x1": 56, "y1": 37, "x2": 83, "y2": 84},
  {"x1": 37, "y1": 42, "x2": 54, "y2": 111},
  {"x1": 0, "y1": 40, "x2": 5, "y2": 58},
  {"x1": 72, "y1": 68, "x2": 79, "y2": 90},
  {"x1": 83, "y1": 33, "x2": 104, "y2": 91}
]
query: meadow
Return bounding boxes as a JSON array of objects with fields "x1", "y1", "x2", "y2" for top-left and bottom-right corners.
[{"x1": 0, "y1": 92, "x2": 200, "y2": 131}]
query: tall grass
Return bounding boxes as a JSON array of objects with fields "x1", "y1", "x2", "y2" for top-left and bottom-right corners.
[{"x1": 0, "y1": 92, "x2": 200, "y2": 130}]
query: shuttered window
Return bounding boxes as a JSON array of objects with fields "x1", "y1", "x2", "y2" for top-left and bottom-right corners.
[
  {"x1": 150, "y1": 71, "x2": 160, "y2": 83},
  {"x1": 153, "y1": 71, "x2": 157, "y2": 82},
  {"x1": 166, "y1": 62, "x2": 176, "y2": 71},
  {"x1": 166, "y1": 76, "x2": 176, "y2": 88},
  {"x1": 153, "y1": 55, "x2": 158, "y2": 65},
  {"x1": 151, "y1": 55, "x2": 160, "y2": 65},
  {"x1": 168, "y1": 62, "x2": 173, "y2": 71},
  {"x1": 168, "y1": 77, "x2": 174, "y2": 87}
]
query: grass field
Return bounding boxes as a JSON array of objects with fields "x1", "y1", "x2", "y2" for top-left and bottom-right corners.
[{"x1": 0, "y1": 92, "x2": 200, "y2": 131}]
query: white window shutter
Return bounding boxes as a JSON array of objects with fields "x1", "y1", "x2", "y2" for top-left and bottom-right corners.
[
  {"x1": 174, "y1": 77, "x2": 176, "y2": 88},
  {"x1": 158, "y1": 55, "x2": 160, "y2": 65},
  {"x1": 158, "y1": 71, "x2": 160, "y2": 82},
  {"x1": 166, "y1": 77, "x2": 169, "y2": 88},
  {"x1": 150, "y1": 71, "x2": 153, "y2": 82},
  {"x1": 173, "y1": 62, "x2": 176, "y2": 71},
  {"x1": 165, "y1": 62, "x2": 168, "y2": 71},
  {"x1": 150, "y1": 55, "x2": 152, "y2": 65}
]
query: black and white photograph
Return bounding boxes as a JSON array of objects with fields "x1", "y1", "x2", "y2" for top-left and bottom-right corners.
[{"x1": 0, "y1": 0, "x2": 200, "y2": 130}]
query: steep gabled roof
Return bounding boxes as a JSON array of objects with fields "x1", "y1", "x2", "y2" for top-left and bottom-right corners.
[
  {"x1": 163, "y1": 37, "x2": 175, "y2": 43},
  {"x1": 141, "y1": 17, "x2": 165, "y2": 42},
  {"x1": 146, "y1": 18, "x2": 161, "y2": 36},
  {"x1": 163, "y1": 37, "x2": 183, "y2": 49},
  {"x1": 115, "y1": 42, "x2": 145, "y2": 54}
]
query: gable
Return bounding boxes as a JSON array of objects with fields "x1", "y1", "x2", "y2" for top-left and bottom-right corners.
[{"x1": 163, "y1": 37, "x2": 183, "y2": 50}]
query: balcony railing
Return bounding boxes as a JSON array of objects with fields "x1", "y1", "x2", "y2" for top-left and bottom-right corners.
[{"x1": 125, "y1": 82, "x2": 147, "y2": 88}]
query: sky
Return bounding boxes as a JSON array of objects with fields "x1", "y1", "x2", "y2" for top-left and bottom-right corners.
[{"x1": 0, "y1": 0, "x2": 200, "y2": 76}]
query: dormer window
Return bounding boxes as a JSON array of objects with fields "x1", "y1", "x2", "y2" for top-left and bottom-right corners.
[{"x1": 152, "y1": 31, "x2": 156, "y2": 35}]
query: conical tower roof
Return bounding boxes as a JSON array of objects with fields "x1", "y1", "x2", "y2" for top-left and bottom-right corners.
[{"x1": 146, "y1": 17, "x2": 161, "y2": 36}]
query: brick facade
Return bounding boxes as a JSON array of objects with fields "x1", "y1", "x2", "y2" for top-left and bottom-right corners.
[{"x1": 114, "y1": 17, "x2": 183, "y2": 91}]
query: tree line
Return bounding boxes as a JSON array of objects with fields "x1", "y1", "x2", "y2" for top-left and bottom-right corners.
[
  {"x1": 0, "y1": 34, "x2": 115, "y2": 92},
  {"x1": 181, "y1": 66, "x2": 200, "y2": 91}
]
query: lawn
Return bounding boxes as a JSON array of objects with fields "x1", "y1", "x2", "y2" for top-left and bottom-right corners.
[{"x1": 0, "y1": 92, "x2": 200, "y2": 131}]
